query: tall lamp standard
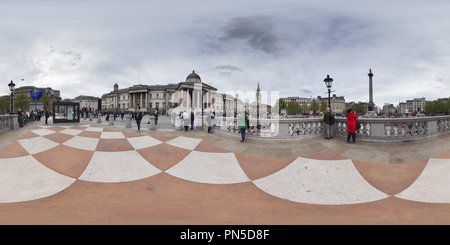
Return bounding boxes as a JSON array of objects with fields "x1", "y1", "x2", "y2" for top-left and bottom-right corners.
[
  {"x1": 323, "y1": 75, "x2": 334, "y2": 109},
  {"x1": 8, "y1": 80, "x2": 15, "y2": 114}
]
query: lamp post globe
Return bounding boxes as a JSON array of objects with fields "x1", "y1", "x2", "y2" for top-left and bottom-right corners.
[
  {"x1": 8, "y1": 80, "x2": 15, "y2": 114},
  {"x1": 323, "y1": 75, "x2": 333, "y2": 109}
]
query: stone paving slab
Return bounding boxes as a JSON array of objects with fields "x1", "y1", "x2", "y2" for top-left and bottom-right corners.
[{"x1": 1, "y1": 118, "x2": 450, "y2": 224}]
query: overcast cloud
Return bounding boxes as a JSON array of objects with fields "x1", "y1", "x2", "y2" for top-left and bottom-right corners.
[{"x1": 1, "y1": 0, "x2": 450, "y2": 109}]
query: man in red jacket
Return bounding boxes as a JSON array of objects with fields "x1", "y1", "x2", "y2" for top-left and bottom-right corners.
[{"x1": 346, "y1": 109, "x2": 358, "y2": 144}]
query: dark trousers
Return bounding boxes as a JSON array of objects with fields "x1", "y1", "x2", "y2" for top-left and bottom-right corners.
[
  {"x1": 347, "y1": 133, "x2": 356, "y2": 142},
  {"x1": 45, "y1": 116, "x2": 48, "y2": 124},
  {"x1": 184, "y1": 126, "x2": 189, "y2": 131},
  {"x1": 240, "y1": 128, "x2": 246, "y2": 142},
  {"x1": 208, "y1": 126, "x2": 212, "y2": 133},
  {"x1": 136, "y1": 120, "x2": 141, "y2": 130}
]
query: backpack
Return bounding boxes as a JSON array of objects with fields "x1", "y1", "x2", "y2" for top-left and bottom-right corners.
[{"x1": 330, "y1": 114, "x2": 335, "y2": 124}]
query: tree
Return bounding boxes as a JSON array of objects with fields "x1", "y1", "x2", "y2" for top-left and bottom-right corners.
[
  {"x1": 286, "y1": 101, "x2": 301, "y2": 115},
  {"x1": 273, "y1": 99, "x2": 286, "y2": 113},
  {"x1": 434, "y1": 99, "x2": 448, "y2": 113},
  {"x1": 424, "y1": 99, "x2": 449, "y2": 114},
  {"x1": 424, "y1": 101, "x2": 434, "y2": 113},
  {"x1": 0, "y1": 97, "x2": 9, "y2": 114},
  {"x1": 14, "y1": 93, "x2": 30, "y2": 112},
  {"x1": 300, "y1": 104, "x2": 310, "y2": 114},
  {"x1": 320, "y1": 101, "x2": 327, "y2": 112},
  {"x1": 37, "y1": 93, "x2": 51, "y2": 111},
  {"x1": 310, "y1": 101, "x2": 319, "y2": 114},
  {"x1": 354, "y1": 104, "x2": 364, "y2": 114}
]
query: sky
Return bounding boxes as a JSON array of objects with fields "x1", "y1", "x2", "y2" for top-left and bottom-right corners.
[{"x1": 1, "y1": 0, "x2": 450, "y2": 109}]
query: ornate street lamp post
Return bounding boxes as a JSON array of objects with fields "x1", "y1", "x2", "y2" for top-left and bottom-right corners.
[
  {"x1": 8, "y1": 80, "x2": 15, "y2": 114},
  {"x1": 323, "y1": 75, "x2": 333, "y2": 109}
]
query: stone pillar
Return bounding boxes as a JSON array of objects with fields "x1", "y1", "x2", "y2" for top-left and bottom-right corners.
[
  {"x1": 10, "y1": 115, "x2": 19, "y2": 130},
  {"x1": 129, "y1": 94, "x2": 132, "y2": 109},
  {"x1": 140, "y1": 93, "x2": 142, "y2": 109},
  {"x1": 125, "y1": 115, "x2": 132, "y2": 128},
  {"x1": 145, "y1": 92, "x2": 148, "y2": 109},
  {"x1": 97, "y1": 114, "x2": 102, "y2": 123},
  {"x1": 368, "y1": 69, "x2": 374, "y2": 111},
  {"x1": 148, "y1": 115, "x2": 156, "y2": 130},
  {"x1": 109, "y1": 116, "x2": 114, "y2": 125},
  {"x1": 175, "y1": 117, "x2": 183, "y2": 131},
  {"x1": 89, "y1": 113, "x2": 93, "y2": 121}
]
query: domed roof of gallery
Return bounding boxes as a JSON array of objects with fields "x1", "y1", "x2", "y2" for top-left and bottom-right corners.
[{"x1": 186, "y1": 70, "x2": 201, "y2": 82}]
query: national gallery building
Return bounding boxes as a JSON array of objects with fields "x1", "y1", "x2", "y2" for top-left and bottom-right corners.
[{"x1": 101, "y1": 71, "x2": 228, "y2": 114}]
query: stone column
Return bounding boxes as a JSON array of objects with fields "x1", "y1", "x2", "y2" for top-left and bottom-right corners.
[
  {"x1": 125, "y1": 115, "x2": 132, "y2": 128},
  {"x1": 368, "y1": 69, "x2": 374, "y2": 109},
  {"x1": 129, "y1": 94, "x2": 131, "y2": 109},
  {"x1": 109, "y1": 116, "x2": 114, "y2": 125},
  {"x1": 148, "y1": 115, "x2": 156, "y2": 130},
  {"x1": 175, "y1": 116, "x2": 182, "y2": 131},
  {"x1": 140, "y1": 93, "x2": 142, "y2": 109},
  {"x1": 89, "y1": 113, "x2": 93, "y2": 121}
]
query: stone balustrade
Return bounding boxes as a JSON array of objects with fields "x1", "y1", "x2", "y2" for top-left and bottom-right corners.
[
  {"x1": 199, "y1": 115, "x2": 450, "y2": 143},
  {"x1": 0, "y1": 114, "x2": 19, "y2": 133}
]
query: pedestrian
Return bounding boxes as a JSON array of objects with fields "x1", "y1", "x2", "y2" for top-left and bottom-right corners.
[
  {"x1": 346, "y1": 109, "x2": 358, "y2": 144},
  {"x1": 171, "y1": 110, "x2": 176, "y2": 127},
  {"x1": 190, "y1": 110, "x2": 195, "y2": 130},
  {"x1": 182, "y1": 110, "x2": 190, "y2": 131},
  {"x1": 136, "y1": 109, "x2": 143, "y2": 131},
  {"x1": 18, "y1": 109, "x2": 24, "y2": 127},
  {"x1": 323, "y1": 107, "x2": 334, "y2": 140},
  {"x1": 45, "y1": 109, "x2": 50, "y2": 124},
  {"x1": 25, "y1": 110, "x2": 30, "y2": 124},
  {"x1": 206, "y1": 110, "x2": 214, "y2": 133},
  {"x1": 237, "y1": 112, "x2": 248, "y2": 143},
  {"x1": 154, "y1": 110, "x2": 159, "y2": 126}
]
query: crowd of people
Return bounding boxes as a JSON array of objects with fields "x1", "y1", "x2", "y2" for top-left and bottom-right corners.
[
  {"x1": 17, "y1": 108, "x2": 52, "y2": 127},
  {"x1": 14, "y1": 106, "x2": 361, "y2": 145}
]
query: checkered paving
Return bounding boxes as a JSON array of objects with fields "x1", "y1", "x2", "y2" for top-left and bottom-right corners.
[{"x1": 1, "y1": 124, "x2": 450, "y2": 207}]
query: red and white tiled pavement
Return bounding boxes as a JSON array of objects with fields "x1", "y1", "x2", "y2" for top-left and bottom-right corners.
[{"x1": 2, "y1": 123, "x2": 450, "y2": 224}]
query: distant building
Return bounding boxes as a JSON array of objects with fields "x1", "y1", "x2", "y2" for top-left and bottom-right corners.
[
  {"x1": 100, "y1": 70, "x2": 218, "y2": 113},
  {"x1": 398, "y1": 102, "x2": 407, "y2": 113},
  {"x1": 383, "y1": 103, "x2": 396, "y2": 115},
  {"x1": 2, "y1": 85, "x2": 62, "y2": 112},
  {"x1": 69, "y1": 95, "x2": 101, "y2": 112},
  {"x1": 404, "y1": 97, "x2": 426, "y2": 113}
]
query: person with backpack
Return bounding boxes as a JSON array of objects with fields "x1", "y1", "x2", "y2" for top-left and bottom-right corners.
[
  {"x1": 206, "y1": 111, "x2": 215, "y2": 134},
  {"x1": 323, "y1": 107, "x2": 334, "y2": 140},
  {"x1": 237, "y1": 111, "x2": 248, "y2": 143},
  {"x1": 346, "y1": 109, "x2": 358, "y2": 144},
  {"x1": 135, "y1": 109, "x2": 143, "y2": 132}
]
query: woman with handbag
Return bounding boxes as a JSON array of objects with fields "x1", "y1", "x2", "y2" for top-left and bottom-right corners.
[{"x1": 346, "y1": 109, "x2": 358, "y2": 144}]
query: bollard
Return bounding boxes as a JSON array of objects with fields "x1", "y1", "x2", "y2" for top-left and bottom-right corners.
[
  {"x1": 148, "y1": 115, "x2": 156, "y2": 130},
  {"x1": 108, "y1": 116, "x2": 114, "y2": 125},
  {"x1": 89, "y1": 113, "x2": 93, "y2": 121},
  {"x1": 97, "y1": 115, "x2": 102, "y2": 123},
  {"x1": 175, "y1": 117, "x2": 183, "y2": 131},
  {"x1": 125, "y1": 115, "x2": 132, "y2": 128}
]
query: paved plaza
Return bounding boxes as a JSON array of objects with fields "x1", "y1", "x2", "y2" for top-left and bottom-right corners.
[{"x1": 2, "y1": 115, "x2": 450, "y2": 224}]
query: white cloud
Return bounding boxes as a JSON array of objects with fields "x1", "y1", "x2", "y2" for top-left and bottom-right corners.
[{"x1": 1, "y1": 0, "x2": 450, "y2": 109}]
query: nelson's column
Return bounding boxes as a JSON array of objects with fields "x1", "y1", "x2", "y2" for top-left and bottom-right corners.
[{"x1": 365, "y1": 68, "x2": 377, "y2": 117}]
